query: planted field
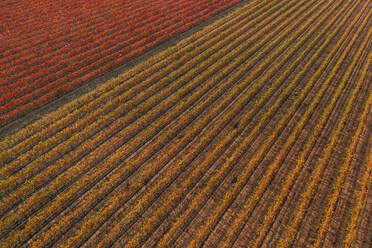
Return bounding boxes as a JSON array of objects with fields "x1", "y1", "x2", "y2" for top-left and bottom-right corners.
[{"x1": 0, "y1": 0, "x2": 371, "y2": 247}]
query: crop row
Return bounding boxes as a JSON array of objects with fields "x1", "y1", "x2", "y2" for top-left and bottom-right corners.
[
  {"x1": 0, "y1": 0, "x2": 240, "y2": 124},
  {"x1": 277, "y1": 24, "x2": 371, "y2": 248},
  {"x1": 0, "y1": 0, "x2": 293, "y2": 245},
  {"x1": 0, "y1": 0, "x2": 275, "y2": 160},
  {"x1": 95, "y1": 0, "x2": 343, "y2": 246},
  {"x1": 162, "y1": 0, "x2": 358, "y2": 246},
  {"x1": 312, "y1": 51, "x2": 372, "y2": 248}
]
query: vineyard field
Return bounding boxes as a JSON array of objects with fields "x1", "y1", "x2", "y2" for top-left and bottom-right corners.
[{"x1": 0, "y1": 0, "x2": 371, "y2": 247}]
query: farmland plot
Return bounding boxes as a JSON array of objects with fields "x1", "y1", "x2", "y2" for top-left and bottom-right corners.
[{"x1": 0, "y1": 0, "x2": 371, "y2": 247}]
